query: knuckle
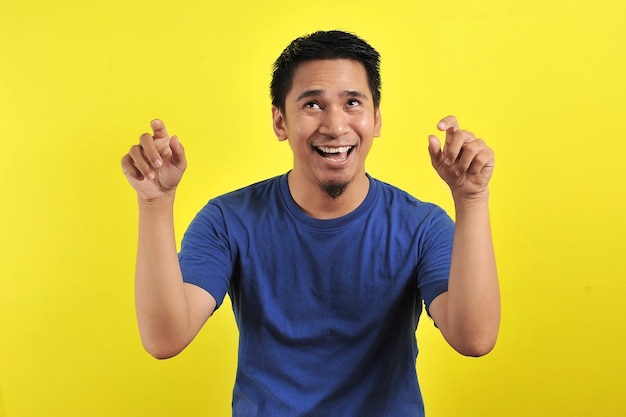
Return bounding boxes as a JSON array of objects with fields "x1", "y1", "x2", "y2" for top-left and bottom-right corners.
[
  {"x1": 465, "y1": 138, "x2": 484, "y2": 151},
  {"x1": 460, "y1": 130, "x2": 475, "y2": 140}
]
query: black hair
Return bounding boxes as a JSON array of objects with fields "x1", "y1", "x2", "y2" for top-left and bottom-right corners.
[{"x1": 270, "y1": 30, "x2": 381, "y2": 112}]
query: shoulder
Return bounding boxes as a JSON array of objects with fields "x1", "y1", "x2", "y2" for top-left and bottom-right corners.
[
  {"x1": 197, "y1": 174, "x2": 284, "y2": 215},
  {"x1": 214, "y1": 175, "x2": 282, "y2": 203},
  {"x1": 190, "y1": 174, "x2": 287, "y2": 230},
  {"x1": 370, "y1": 176, "x2": 451, "y2": 222}
]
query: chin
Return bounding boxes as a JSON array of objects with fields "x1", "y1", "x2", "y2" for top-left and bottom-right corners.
[{"x1": 319, "y1": 181, "x2": 349, "y2": 199}]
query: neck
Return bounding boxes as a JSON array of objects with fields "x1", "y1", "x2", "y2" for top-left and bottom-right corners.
[{"x1": 287, "y1": 171, "x2": 370, "y2": 220}]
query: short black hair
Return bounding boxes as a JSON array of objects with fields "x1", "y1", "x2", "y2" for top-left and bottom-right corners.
[{"x1": 270, "y1": 30, "x2": 381, "y2": 112}]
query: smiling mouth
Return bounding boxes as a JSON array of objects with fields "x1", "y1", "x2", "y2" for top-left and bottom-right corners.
[{"x1": 315, "y1": 145, "x2": 354, "y2": 162}]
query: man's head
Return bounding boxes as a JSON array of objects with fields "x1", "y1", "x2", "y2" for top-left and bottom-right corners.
[
  {"x1": 270, "y1": 32, "x2": 383, "y2": 204},
  {"x1": 270, "y1": 30, "x2": 381, "y2": 114}
]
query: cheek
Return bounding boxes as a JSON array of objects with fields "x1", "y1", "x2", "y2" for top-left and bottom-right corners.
[
  {"x1": 353, "y1": 116, "x2": 376, "y2": 133},
  {"x1": 294, "y1": 119, "x2": 318, "y2": 142}
]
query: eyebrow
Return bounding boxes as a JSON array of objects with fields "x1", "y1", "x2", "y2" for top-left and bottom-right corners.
[{"x1": 295, "y1": 89, "x2": 369, "y2": 102}]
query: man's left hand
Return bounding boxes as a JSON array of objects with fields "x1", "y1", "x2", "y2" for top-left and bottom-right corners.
[{"x1": 428, "y1": 115, "x2": 495, "y2": 200}]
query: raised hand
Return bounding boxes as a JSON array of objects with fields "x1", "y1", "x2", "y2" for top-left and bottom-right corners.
[
  {"x1": 121, "y1": 119, "x2": 187, "y2": 202},
  {"x1": 428, "y1": 115, "x2": 494, "y2": 200}
]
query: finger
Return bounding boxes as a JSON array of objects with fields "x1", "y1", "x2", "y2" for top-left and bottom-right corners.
[
  {"x1": 437, "y1": 115, "x2": 459, "y2": 150},
  {"x1": 151, "y1": 119, "x2": 170, "y2": 141},
  {"x1": 454, "y1": 139, "x2": 484, "y2": 175},
  {"x1": 427, "y1": 135, "x2": 444, "y2": 166},
  {"x1": 467, "y1": 143, "x2": 495, "y2": 175},
  {"x1": 127, "y1": 144, "x2": 155, "y2": 180},
  {"x1": 169, "y1": 135, "x2": 188, "y2": 171},
  {"x1": 437, "y1": 115, "x2": 459, "y2": 131},
  {"x1": 151, "y1": 119, "x2": 172, "y2": 166},
  {"x1": 139, "y1": 132, "x2": 163, "y2": 169},
  {"x1": 455, "y1": 139, "x2": 495, "y2": 177},
  {"x1": 444, "y1": 129, "x2": 475, "y2": 166},
  {"x1": 121, "y1": 153, "x2": 144, "y2": 180}
]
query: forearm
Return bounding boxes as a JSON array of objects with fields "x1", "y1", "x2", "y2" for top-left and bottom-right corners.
[
  {"x1": 441, "y1": 194, "x2": 500, "y2": 355},
  {"x1": 135, "y1": 196, "x2": 194, "y2": 358}
]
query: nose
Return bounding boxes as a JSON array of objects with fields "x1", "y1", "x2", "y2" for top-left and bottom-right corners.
[{"x1": 318, "y1": 106, "x2": 349, "y2": 138}]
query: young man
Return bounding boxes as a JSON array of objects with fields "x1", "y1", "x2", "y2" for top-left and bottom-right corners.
[{"x1": 121, "y1": 30, "x2": 499, "y2": 416}]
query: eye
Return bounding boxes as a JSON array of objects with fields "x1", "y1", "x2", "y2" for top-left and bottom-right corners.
[
  {"x1": 346, "y1": 99, "x2": 361, "y2": 107},
  {"x1": 304, "y1": 101, "x2": 321, "y2": 110}
]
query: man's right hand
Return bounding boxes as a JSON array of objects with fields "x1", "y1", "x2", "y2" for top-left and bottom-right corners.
[{"x1": 121, "y1": 119, "x2": 187, "y2": 202}]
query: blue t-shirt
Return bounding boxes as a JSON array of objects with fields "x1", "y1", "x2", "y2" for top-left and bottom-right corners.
[{"x1": 179, "y1": 173, "x2": 454, "y2": 416}]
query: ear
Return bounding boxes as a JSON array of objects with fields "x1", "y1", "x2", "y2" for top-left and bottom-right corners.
[
  {"x1": 373, "y1": 107, "x2": 382, "y2": 138},
  {"x1": 272, "y1": 106, "x2": 288, "y2": 141}
]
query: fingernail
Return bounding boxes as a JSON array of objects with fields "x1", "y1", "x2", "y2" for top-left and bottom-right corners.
[
  {"x1": 444, "y1": 158, "x2": 452, "y2": 166},
  {"x1": 153, "y1": 159, "x2": 162, "y2": 168},
  {"x1": 147, "y1": 172, "x2": 155, "y2": 180},
  {"x1": 438, "y1": 122, "x2": 446, "y2": 130}
]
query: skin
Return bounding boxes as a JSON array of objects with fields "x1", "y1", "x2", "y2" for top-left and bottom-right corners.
[
  {"x1": 427, "y1": 118, "x2": 500, "y2": 356},
  {"x1": 121, "y1": 122, "x2": 216, "y2": 359},
  {"x1": 272, "y1": 59, "x2": 381, "y2": 219},
  {"x1": 121, "y1": 58, "x2": 499, "y2": 359}
]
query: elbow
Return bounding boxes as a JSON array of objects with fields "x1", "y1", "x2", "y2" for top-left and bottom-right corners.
[
  {"x1": 455, "y1": 337, "x2": 497, "y2": 357},
  {"x1": 140, "y1": 334, "x2": 187, "y2": 360},
  {"x1": 444, "y1": 309, "x2": 501, "y2": 357},
  {"x1": 452, "y1": 330, "x2": 498, "y2": 357},
  {"x1": 146, "y1": 345, "x2": 183, "y2": 360},
  {"x1": 442, "y1": 320, "x2": 499, "y2": 357}
]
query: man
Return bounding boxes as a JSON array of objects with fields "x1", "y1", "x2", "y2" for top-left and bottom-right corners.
[{"x1": 121, "y1": 30, "x2": 499, "y2": 416}]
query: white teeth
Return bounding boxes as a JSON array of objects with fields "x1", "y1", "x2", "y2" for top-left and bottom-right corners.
[{"x1": 317, "y1": 146, "x2": 352, "y2": 154}]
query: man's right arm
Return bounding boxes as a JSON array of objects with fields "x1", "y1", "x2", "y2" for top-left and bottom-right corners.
[{"x1": 121, "y1": 120, "x2": 216, "y2": 359}]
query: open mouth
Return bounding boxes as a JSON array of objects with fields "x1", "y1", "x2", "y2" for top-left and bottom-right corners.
[{"x1": 315, "y1": 145, "x2": 354, "y2": 162}]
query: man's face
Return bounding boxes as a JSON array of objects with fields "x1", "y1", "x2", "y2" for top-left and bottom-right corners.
[{"x1": 272, "y1": 59, "x2": 382, "y2": 198}]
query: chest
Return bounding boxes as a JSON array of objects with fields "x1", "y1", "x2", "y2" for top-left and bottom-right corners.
[{"x1": 228, "y1": 219, "x2": 420, "y2": 329}]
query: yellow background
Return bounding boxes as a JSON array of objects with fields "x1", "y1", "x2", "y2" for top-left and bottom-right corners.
[{"x1": 1, "y1": 0, "x2": 625, "y2": 416}]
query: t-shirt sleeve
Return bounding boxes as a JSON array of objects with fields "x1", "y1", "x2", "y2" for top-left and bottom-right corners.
[
  {"x1": 178, "y1": 201, "x2": 233, "y2": 309},
  {"x1": 416, "y1": 206, "x2": 455, "y2": 314}
]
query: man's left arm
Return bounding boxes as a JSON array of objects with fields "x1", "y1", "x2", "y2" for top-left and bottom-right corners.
[{"x1": 427, "y1": 115, "x2": 500, "y2": 357}]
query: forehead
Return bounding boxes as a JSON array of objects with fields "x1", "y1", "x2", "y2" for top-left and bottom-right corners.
[{"x1": 288, "y1": 59, "x2": 370, "y2": 99}]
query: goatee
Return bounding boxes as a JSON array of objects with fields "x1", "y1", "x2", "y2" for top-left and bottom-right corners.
[{"x1": 320, "y1": 181, "x2": 348, "y2": 199}]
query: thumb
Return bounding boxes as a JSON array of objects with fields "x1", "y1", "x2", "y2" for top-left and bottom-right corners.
[{"x1": 428, "y1": 135, "x2": 443, "y2": 164}]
